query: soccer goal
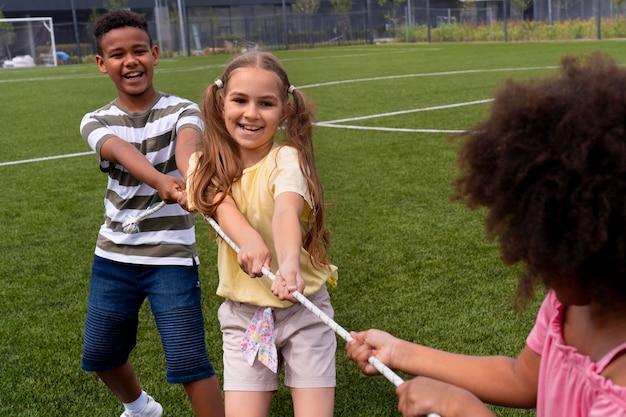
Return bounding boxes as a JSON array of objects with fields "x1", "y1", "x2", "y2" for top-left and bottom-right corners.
[{"x1": 0, "y1": 17, "x2": 57, "y2": 68}]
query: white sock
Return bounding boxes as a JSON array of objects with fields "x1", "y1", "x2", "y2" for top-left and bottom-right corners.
[{"x1": 123, "y1": 390, "x2": 148, "y2": 414}]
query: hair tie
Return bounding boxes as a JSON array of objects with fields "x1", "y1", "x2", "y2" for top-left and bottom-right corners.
[
  {"x1": 288, "y1": 85, "x2": 296, "y2": 94},
  {"x1": 214, "y1": 79, "x2": 224, "y2": 89}
]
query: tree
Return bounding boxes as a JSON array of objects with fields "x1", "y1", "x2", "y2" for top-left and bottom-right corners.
[
  {"x1": 332, "y1": 0, "x2": 353, "y2": 41},
  {"x1": 510, "y1": 0, "x2": 534, "y2": 19},
  {"x1": 378, "y1": 0, "x2": 406, "y2": 29},
  {"x1": 0, "y1": 9, "x2": 16, "y2": 60},
  {"x1": 292, "y1": 0, "x2": 320, "y2": 47},
  {"x1": 612, "y1": 0, "x2": 625, "y2": 18},
  {"x1": 104, "y1": 0, "x2": 130, "y2": 10},
  {"x1": 293, "y1": 0, "x2": 321, "y2": 15},
  {"x1": 86, "y1": 0, "x2": 129, "y2": 49},
  {"x1": 554, "y1": 0, "x2": 580, "y2": 20},
  {"x1": 86, "y1": 8, "x2": 101, "y2": 50}
]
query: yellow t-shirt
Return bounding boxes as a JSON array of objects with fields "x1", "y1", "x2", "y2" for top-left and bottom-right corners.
[{"x1": 217, "y1": 144, "x2": 337, "y2": 308}]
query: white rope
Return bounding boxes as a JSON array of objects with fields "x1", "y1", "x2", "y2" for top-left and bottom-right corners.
[
  {"x1": 203, "y1": 215, "x2": 441, "y2": 417},
  {"x1": 122, "y1": 201, "x2": 167, "y2": 234},
  {"x1": 119, "y1": 204, "x2": 440, "y2": 414}
]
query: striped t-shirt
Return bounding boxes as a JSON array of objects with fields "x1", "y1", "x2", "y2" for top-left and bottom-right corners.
[{"x1": 80, "y1": 93, "x2": 201, "y2": 266}]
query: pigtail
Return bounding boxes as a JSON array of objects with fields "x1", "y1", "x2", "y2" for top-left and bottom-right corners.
[
  {"x1": 283, "y1": 87, "x2": 331, "y2": 268},
  {"x1": 190, "y1": 81, "x2": 242, "y2": 218}
]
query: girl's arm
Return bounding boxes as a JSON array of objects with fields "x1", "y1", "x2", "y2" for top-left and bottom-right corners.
[
  {"x1": 347, "y1": 329, "x2": 539, "y2": 409},
  {"x1": 99, "y1": 136, "x2": 183, "y2": 202},
  {"x1": 184, "y1": 150, "x2": 270, "y2": 277},
  {"x1": 271, "y1": 192, "x2": 306, "y2": 302},
  {"x1": 214, "y1": 196, "x2": 271, "y2": 278}
]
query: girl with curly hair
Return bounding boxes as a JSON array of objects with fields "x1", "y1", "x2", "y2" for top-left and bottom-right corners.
[{"x1": 346, "y1": 52, "x2": 626, "y2": 417}]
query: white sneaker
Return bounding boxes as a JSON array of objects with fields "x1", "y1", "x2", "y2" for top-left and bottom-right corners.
[{"x1": 120, "y1": 395, "x2": 163, "y2": 417}]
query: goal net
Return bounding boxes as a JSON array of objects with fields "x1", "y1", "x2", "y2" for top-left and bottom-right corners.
[{"x1": 0, "y1": 17, "x2": 57, "y2": 68}]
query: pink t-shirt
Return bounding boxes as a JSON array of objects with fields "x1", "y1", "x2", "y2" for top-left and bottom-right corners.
[{"x1": 526, "y1": 290, "x2": 626, "y2": 416}]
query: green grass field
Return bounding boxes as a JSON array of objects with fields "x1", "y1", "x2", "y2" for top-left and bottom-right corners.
[{"x1": 2, "y1": 41, "x2": 626, "y2": 416}]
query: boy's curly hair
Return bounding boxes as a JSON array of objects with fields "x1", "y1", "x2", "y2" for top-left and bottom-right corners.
[
  {"x1": 93, "y1": 9, "x2": 151, "y2": 56},
  {"x1": 452, "y1": 52, "x2": 626, "y2": 306}
]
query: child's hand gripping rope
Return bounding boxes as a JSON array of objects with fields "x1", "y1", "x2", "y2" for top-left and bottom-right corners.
[
  {"x1": 203, "y1": 215, "x2": 441, "y2": 417},
  {"x1": 121, "y1": 202, "x2": 440, "y2": 417}
]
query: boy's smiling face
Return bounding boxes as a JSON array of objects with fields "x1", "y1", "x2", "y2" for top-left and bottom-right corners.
[{"x1": 96, "y1": 26, "x2": 160, "y2": 110}]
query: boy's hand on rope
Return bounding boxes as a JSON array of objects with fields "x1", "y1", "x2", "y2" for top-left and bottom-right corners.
[
  {"x1": 176, "y1": 188, "x2": 189, "y2": 211},
  {"x1": 156, "y1": 174, "x2": 185, "y2": 203}
]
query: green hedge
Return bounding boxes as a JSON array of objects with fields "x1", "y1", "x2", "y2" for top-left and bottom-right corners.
[{"x1": 399, "y1": 17, "x2": 626, "y2": 42}]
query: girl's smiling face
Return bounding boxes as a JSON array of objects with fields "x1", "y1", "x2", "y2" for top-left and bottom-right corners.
[{"x1": 222, "y1": 66, "x2": 288, "y2": 167}]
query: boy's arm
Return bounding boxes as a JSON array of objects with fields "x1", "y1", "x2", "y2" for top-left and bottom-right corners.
[
  {"x1": 175, "y1": 126, "x2": 202, "y2": 183},
  {"x1": 99, "y1": 136, "x2": 183, "y2": 203},
  {"x1": 175, "y1": 127, "x2": 202, "y2": 208}
]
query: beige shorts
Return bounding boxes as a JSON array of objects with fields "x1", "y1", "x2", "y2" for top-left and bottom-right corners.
[{"x1": 218, "y1": 285, "x2": 336, "y2": 391}]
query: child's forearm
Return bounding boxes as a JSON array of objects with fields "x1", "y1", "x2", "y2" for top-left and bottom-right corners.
[
  {"x1": 100, "y1": 137, "x2": 175, "y2": 193},
  {"x1": 215, "y1": 196, "x2": 271, "y2": 277},
  {"x1": 272, "y1": 193, "x2": 304, "y2": 266},
  {"x1": 392, "y1": 341, "x2": 538, "y2": 408},
  {"x1": 272, "y1": 211, "x2": 301, "y2": 266},
  {"x1": 214, "y1": 197, "x2": 258, "y2": 246}
]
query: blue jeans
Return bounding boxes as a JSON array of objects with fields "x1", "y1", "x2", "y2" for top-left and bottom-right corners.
[{"x1": 81, "y1": 256, "x2": 215, "y2": 384}]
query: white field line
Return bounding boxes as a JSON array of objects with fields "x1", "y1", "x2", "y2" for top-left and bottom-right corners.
[
  {"x1": 315, "y1": 98, "x2": 493, "y2": 133},
  {"x1": 0, "y1": 151, "x2": 94, "y2": 167},
  {"x1": 1, "y1": 98, "x2": 483, "y2": 167},
  {"x1": 297, "y1": 66, "x2": 557, "y2": 89},
  {"x1": 2, "y1": 62, "x2": 551, "y2": 167},
  {"x1": 319, "y1": 99, "x2": 493, "y2": 124},
  {"x1": 278, "y1": 48, "x2": 442, "y2": 64},
  {"x1": 0, "y1": 49, "x2": 442, "y2": 84},
  {"x1": 315, "y1": 124, "x2": 467, "y2": 133},
  {"x1": 0, "y1": 63, "x2": 226, "y2": 84},
  {"x1": 0, "y1": 99, "x2": 489, "y2": 167}
]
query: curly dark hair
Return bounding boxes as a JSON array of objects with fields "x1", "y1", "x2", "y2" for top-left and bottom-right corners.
[
  {"x1": 93, "y1": 9, "x2": 151, "y2": 56},
  {"x1": 452, "y1": 52, "x2": 626, "y2": 307}
]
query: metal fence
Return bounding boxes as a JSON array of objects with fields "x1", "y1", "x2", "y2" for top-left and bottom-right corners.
[
  {"x1": 181, "y1": 10, "x2": 374, "y2": 53},
  {"x1": 406, "y1": 0, "x2": 626, "y2": 27},
  {"x1": 6, "y1": 0, "x2": 626, "y2": 64},
  {"x1": 154, "y1": 0, "x2": 626, "y2": 52}
]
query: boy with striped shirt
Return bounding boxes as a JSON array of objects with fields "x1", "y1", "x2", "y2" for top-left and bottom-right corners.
[{"x1": 79, "y1": 9, "x2": 224, "y2": 417}]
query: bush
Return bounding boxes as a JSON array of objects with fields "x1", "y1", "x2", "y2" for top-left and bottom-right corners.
[
  {"x1": 55, "y1": 43, "x2": 93, "y2": 58},
  {"x1": 399, "y1": 17, "x2": 625, "y2": 43},
  {"x1": 81, "y1": 54, "x2": 96, "y2": 64}
]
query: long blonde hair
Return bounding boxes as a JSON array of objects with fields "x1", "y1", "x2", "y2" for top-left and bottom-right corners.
[{"x1": 191, "y1": 51, "x2": 331, "y2": 267}]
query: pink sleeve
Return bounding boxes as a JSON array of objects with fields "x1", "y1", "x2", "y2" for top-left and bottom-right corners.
[{"x1": 526, "y1": 291, "x2": 558, "y2": 355}]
